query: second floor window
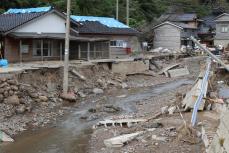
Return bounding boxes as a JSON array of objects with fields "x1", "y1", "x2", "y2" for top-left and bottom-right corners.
[{"x1": 221, "y1": 25, "x2": 229, "y2": 33}]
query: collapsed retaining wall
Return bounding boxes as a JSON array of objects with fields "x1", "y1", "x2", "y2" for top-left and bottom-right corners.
[{"x1": 208, "y1": 109, "x2": 229, "y2": 153}]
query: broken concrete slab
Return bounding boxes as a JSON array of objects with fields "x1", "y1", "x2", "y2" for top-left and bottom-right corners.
[
  {"x1": 218, "y1": 87, "x2": 229, "y2": 99},
  {"x1": 112, "y1": 61, "x2": 149, "y2": 74},
  {"x1": 168, "y1": 67, "x2": 190, "y2": 78},
  {"x1": 157, "y1": 63, "x2": 180, "y2": 75},
  {"x1": 0, "y1": 131, "x2": 14, "y2": 142},
  {"x1": 104, "y1": 131, "x2": 144, "y2": 148},
  {"x1": 94, "y1": 118, "x2": 147, "y2": 128}
]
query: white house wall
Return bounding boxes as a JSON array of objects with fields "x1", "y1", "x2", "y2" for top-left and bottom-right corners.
[{"x1": 14, "y1": 13, "x2": 66, "y2": 33}]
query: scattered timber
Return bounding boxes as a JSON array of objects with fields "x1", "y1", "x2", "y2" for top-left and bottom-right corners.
[{"x1": 104, "y1": 131, "x2": 144, "y2": 148}]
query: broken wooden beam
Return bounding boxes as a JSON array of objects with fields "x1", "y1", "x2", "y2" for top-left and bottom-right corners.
[{"x1": 70, "y1": 69, "x2": 86, "y2": 81}]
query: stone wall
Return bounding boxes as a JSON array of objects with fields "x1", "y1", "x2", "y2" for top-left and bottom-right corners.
[
  {"x1": 0, "y1": 77, "x2": 19, "y2": 102},
  {"x1": 208, "y1": 109, "x2": 229, "y2": 153}
]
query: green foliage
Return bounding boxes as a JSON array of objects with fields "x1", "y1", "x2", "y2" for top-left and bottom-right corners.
[{"x1": 1, "y1": 0, "x2": 229, "y2": 28}]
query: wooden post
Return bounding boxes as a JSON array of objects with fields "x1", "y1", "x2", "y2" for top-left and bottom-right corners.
[
  {"x1": 87, "y1": 42, "x2": 90, "y2": 61},
  {"x1": 108, "y1": 41, "x2": 111, "y2": 59},
  {"x1": 19, "y1": 40, "x2": 22, "y2": 66},
  {"x1": 93, "y1": 42, "x2": 96, "y2": 59},
  {"x1": 63, "y1": 0, "x2": 71, "y2": 94},
  {"x1": 41, "y1": 40, "x2": 44, "y2": 63},
  {"x1": 60, "y1": 42, "x2": 62, "y2": 61},
  {"x1": 78, "y1": 44, "x2": 81, "y2": 59}
]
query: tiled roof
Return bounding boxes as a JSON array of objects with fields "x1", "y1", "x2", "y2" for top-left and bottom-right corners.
[
  {"x1": 158, "y1": 13, "x2": 197, "y2": 22},
  {"x1": 77, "y1": 21, "x2": 139, "y2": 35},
  {"x1": 0, "y1": 12, "x2": 46, "y2": 34}
]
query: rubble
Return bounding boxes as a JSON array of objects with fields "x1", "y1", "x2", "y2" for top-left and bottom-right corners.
[
  {"x1": 93, "y1": 88, "x2": 104, "y2": 94},
  {"x1": 168, "y1": 67, "x2": 190, "y2": 78},
  {"x1": 0, "y1": 131, "x2": 14, "y2": 142},
  {"x1": 104, "y1": 131, "x2": 144, "y2": 148}
]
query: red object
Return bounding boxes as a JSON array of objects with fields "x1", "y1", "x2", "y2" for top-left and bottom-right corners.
[{"x1": 126, "y1": 47, "x2": 131, "y2": 54}]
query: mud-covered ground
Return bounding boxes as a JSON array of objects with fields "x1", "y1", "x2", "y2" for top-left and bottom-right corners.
[{"x1": 1, "y1": 56, "x2": 221, "y2": 153}]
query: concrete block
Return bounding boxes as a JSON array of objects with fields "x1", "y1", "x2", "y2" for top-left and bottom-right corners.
[
  {"x1": 112, "y1": 60, "x2": 149, "y2": 74},
  {"x1": 168, "y1": 67, "x2": 190, "y2": 78}
]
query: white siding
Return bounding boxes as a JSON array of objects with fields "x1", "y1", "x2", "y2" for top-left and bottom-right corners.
[{"x1": 14, "y1": 13, "x2": 66, "y2": 33}]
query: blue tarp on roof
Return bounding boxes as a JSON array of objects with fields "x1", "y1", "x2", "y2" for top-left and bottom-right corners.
[
  {"x1": 71, "y1": 15, "x2": 129, "y2": 28},
  {"x1": 5, "y1": 6, "x2": 51, "y2": 14}
]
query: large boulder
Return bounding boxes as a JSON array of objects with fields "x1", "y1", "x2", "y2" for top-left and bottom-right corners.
[
  {"x1": 93, "y1": 88, "x2": 104, "y2": 94},
  {"x1": 6, "y1": 95, "x2": 20, "y2": 105}
]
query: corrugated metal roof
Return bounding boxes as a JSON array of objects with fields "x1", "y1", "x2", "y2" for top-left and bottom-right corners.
[
  {"x1": 71, "y1": 15, "x2": 129, "y2": 28},
  {"x1": 4, "y1": 7, "x2": 51, "y2": 14}
]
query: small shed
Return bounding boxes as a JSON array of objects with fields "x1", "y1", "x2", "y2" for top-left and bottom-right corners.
[{"x1": 153, "y1": 21, "x2": 183, "y2": 51}]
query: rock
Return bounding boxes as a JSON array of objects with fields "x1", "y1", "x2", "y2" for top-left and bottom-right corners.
[
  {"x1": 60, "y1": 93, "x2": 77, "y2": 102},
  {"x1": 39, "y1": 96, "x2": 48, "y2": 102},
  {"x1": 0, "y1": 82, "x2": 8, "y2": 88},
  {"x1": 88, "y1": 108, "x2": 97, "y2": 113},
  {"x1": 7, "y1": 79, "x2": 17, "y2": 85},
  {"x1": 29, "y1": 92, "x2": 39, "y2": 98},
  {"x1": 103, "y1": 105, "x2": 121, "y2": 113},
  {"x1": 0, "y1": 88, "x2": 4, "y2": 94},
  {"x1": 6, "y1": 95, "x2": 20, "y2": 105},
  {"x1": 93, "y1": 88, "x2": 104, "y2": 94},
  {"x1": 209, "y1": 92, "x2": 217, "y2": 98},
  {"x1": 152, "y1": 135, "x2": 168, "y2": 142},
  {"x1": 0, "y1": 131, "x2": 14, "y2": 142},
  {"x1": 121, "y1": 83, "x2": 128, "y2": 89},
  {"x1": 143, "y1": 122, "x2": 163, "y2": 128},
  {"x1": 11, "y1": 85, "x2": 19, "y2": 91},
  {"x1": 8, "y1": 90, "x2": 14, "y2": 96},
  {"x1": 16, "y1": 105, "x2": 26, "y2": 114},
  {"x1": 161, "y1": 106, "x2": 169, "y2": 114},
  {"x1": 3, "y1": 91, "x2": 9, "y2": 98},
  {"x1": 168, "y1": 106, "x2": 176, "y2": 115},
  {"x1": 78, "y1": 91, "x2": 86, "y2": 98},
  {"x1": 0, "y1": 94, "x2": 4, "y2": 102}
]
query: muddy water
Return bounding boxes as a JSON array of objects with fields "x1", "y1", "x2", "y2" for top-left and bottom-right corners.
[{"x1": 0, "y1": 79, "x2": 193, "y2": 153}]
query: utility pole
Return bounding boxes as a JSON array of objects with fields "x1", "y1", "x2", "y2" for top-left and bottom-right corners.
[
  {"x1": 116, "y1": 0, "x2": 119, "y2": 20},
  {"x1": 63, "y1": 0, "x2": 71, "y2": 94},
  {"x1": 126, "y1": 0, "x2": 129, "y2": 26}
]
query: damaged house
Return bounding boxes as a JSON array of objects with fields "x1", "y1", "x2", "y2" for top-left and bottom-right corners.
[
  {"x1": 0, "y1": 7, "x2": 139, "y2": 63},
  {"x1": 214, "y1": 13, "x2": 229, "y2": 49},
  {"x1": 153, "y1": 13, "x2": 200, "y2": 51}
]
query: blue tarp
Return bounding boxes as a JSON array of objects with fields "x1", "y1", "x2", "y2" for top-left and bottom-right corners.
[
  {"x1": 71, "y1": 15, "x2": 129, "y2": 28},
  {"x1": 5, "y1": 6, "x2": 51, "y2": 14}
]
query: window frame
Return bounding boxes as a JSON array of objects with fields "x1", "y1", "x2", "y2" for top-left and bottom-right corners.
[
  {"x1": 110, "y1": 40, "x2": 127, "y2": 48},
  {"x1": 221, "y1": 25, "x2": 229, "y2": 33},
  {"x1": 33, "y1": 40, "x2": 52, "y2": 57}
]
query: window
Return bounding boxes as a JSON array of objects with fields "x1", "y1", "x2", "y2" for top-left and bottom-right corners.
[
  {"x1": 33, "y1": 40, "x2": 42, "y2": 56},
  {"x1": 221, "y1": 25, "x2": 228, "y2": 33},
  {"x1": 20, "y1": 40, "x2": 29, "y2": 53},
  {"x1": 33, "y1": 40, "x2": 52, "y2": 57},
  {"x1": 110, "y1": 40, "x2": 127, "y2": 48}
]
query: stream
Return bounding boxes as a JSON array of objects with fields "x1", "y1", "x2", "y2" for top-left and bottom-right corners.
[{"x1": 0, "y1": 79, "x2": 193, "y2": 153}]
